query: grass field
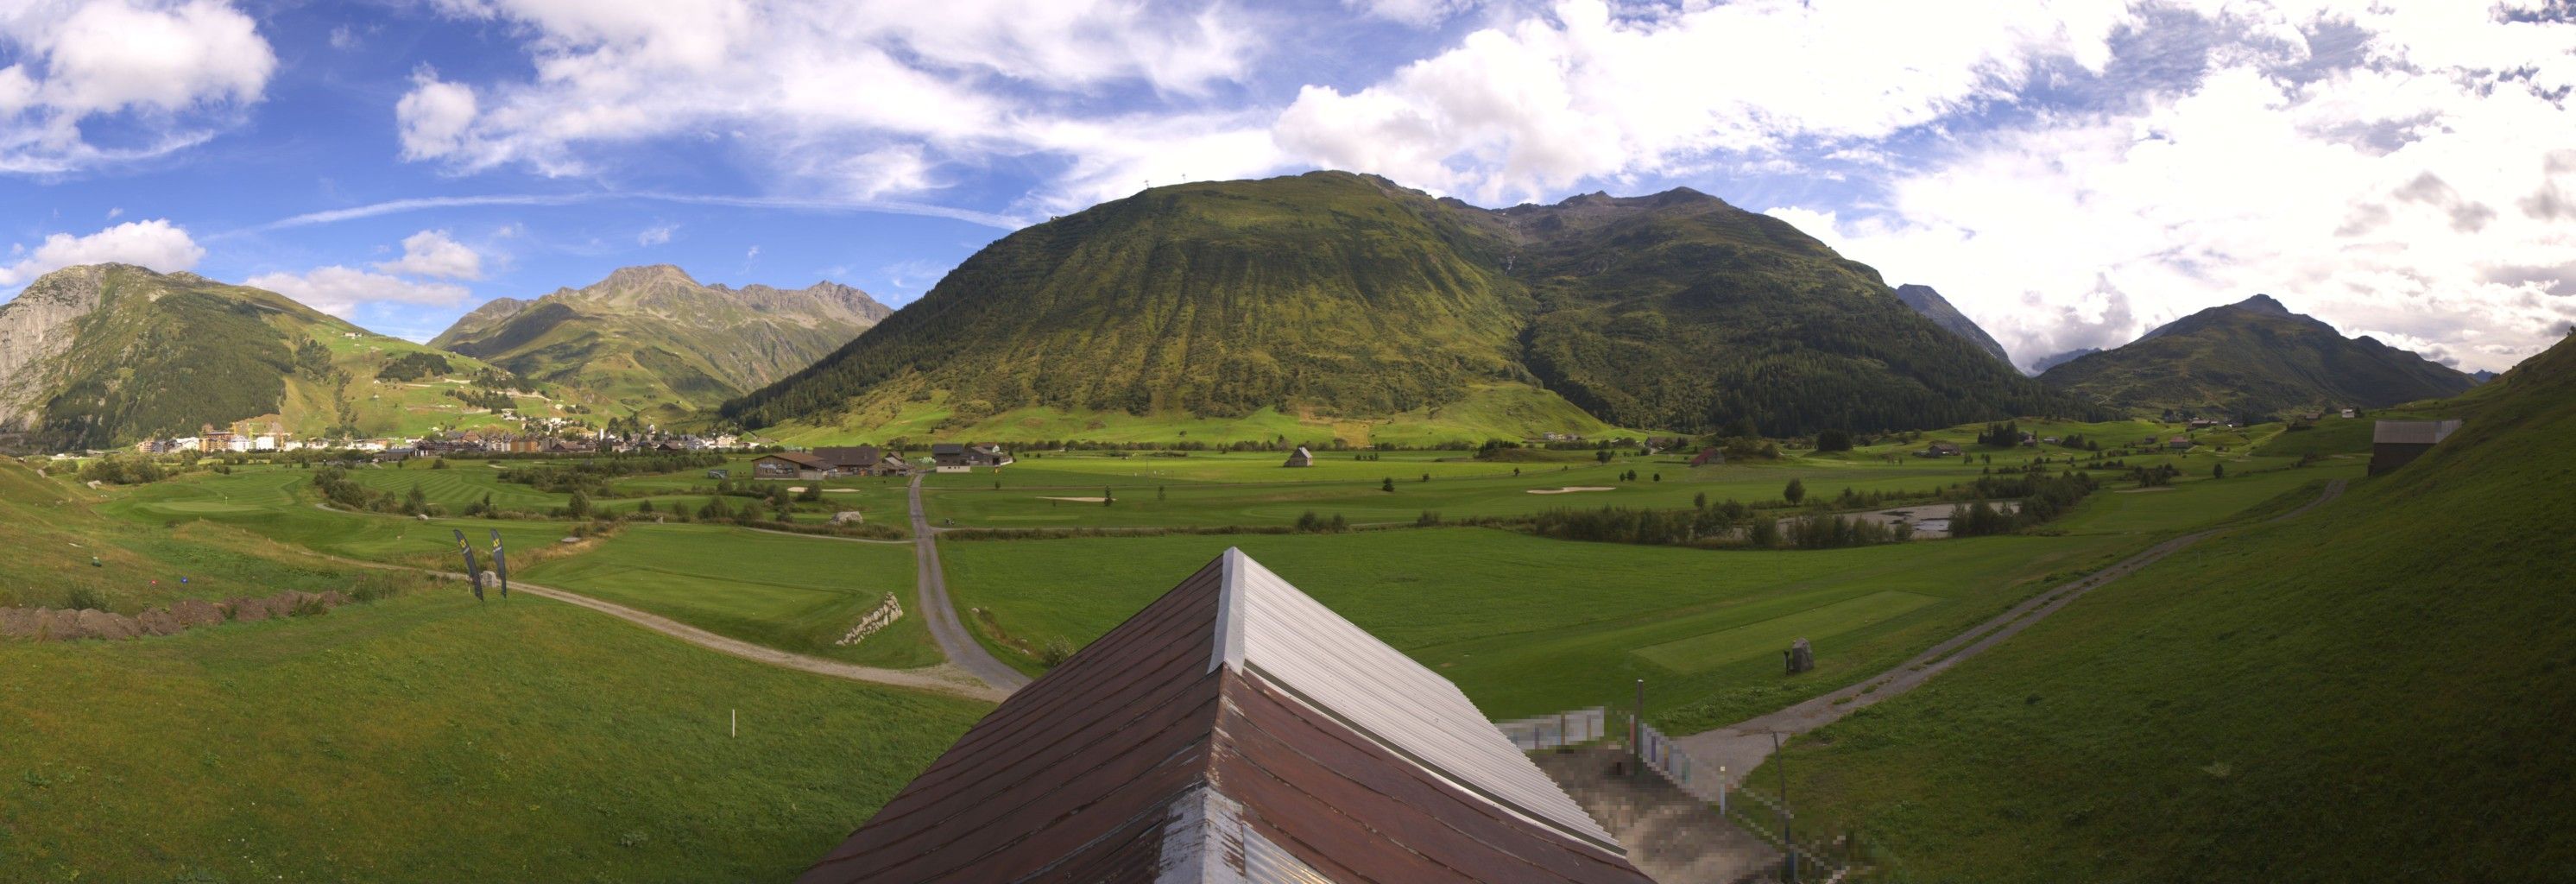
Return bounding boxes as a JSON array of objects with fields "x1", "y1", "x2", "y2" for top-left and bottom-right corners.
[
  {"x1": 0, "y1": 590, "x2": 987, "y2": 883},
  {"x1": 1753, "y1": 340, "x2": 2576, "y2": 880},
  {"x1": 520, "y1": 524, "x2": 939, "y2": 669},
  {"x1": 767, "y1": 382, "x2": 1630, "y2": 448}
]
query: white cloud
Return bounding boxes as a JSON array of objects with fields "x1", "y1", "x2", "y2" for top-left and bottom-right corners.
[
  {"x1": 0, "y1": 0, "x2": 277, "y2": 173},
  {"x1": 372, "y1": 229, "x2": 484, "y2": 280},
  {"x1": 0, "y1": 218, "x2": 205, "y2": 286},
  {"x1": 1274, "y1": 0, "x2": 2132, "y2": 204},
  {"x1": 398, "y1": 0, "x2": 1266, "y2": 212},
  {"x1": 1346, "y1": 0, "x2": 1481, "y2": 28},
  {"x1": 244, "y1": 266, "x2": 472, "y2": 318},
  {"x1": 1771, "y1": 3, "x2": 2576, "y2": 373},
  {"x1": 638, "y1": 224, "x2": 674, "y2": 246}
]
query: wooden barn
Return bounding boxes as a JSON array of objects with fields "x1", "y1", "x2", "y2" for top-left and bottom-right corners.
[{"x1": 799, "y1": 549, "x2": 1656, "y2": 884}]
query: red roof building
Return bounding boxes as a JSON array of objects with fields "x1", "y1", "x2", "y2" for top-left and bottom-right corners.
[{"x1": 801, "y1": 549, "x2": 1655, "y2": 884}]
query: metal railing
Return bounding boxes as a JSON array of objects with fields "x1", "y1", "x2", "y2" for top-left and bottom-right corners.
[{"x1": 1496, "y1": 707, "x2": 1607, "y2": 751}]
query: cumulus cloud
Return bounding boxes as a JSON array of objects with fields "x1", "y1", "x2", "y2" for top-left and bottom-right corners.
[
  {"x1": 398, "y1": 0, "x2": 1266, "y2": 212},
  {"x1": 637, "y1": 224, "x2": 674, "y2": 246},
  {"x1": 1273, "y1": 0, "x2": 2131, "y2": 204},
  {"x1": 0, "y1": 218, "x2": 205, "y2": 286},
  {"x1": 245, "y1": 266, "x2": 472, "y2": 318},
  {"x1": 0, "y1": 0, "x2": 277, "y2": 173},
  {"x1": 372, "y1": 229, "x2": 484, "y2": 280}
]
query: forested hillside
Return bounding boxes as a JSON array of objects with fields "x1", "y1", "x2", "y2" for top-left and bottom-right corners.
[{"x1": 2038, "y1": 294, "x2": 2474, "y2": 418}]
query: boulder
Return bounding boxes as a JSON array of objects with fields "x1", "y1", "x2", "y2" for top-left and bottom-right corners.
[
  {"x1": 75, "y1": 609, "x2": 138, "y2": 641},
  {"x1": 170, "y1": 598, "x2": 226, "y2": 627},
  {"x1": 1784, "y1": 638, "x2": 1815, "y2": 674},
  {"x1": 832, "y1": 510, "x2": 866, "y2": 525},
  {"x1": 136, "y1": 607, "x2": 185, "y2": 637}
]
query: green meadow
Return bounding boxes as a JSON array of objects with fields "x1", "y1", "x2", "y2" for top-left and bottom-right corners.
[
  {"x1": 0, "y1": 590, "x2": 987, "y2": 883},
  {"x1": 1753, "y1": 344, "x2": 2576, "y2": 881},
  {"x1": 520, "y1": 524, "x2": 938, "y2": 669}
]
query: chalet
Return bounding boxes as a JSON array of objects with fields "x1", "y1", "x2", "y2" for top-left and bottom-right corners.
[
  {"x1": 1283, "y1": 445, "x2": 1314, "y2": 467},
  {"x1": 1917, "y1": 442, "x2": 1964, "y2": 458},
  {"x1": 2340, "y1": 408, "x2": 2358, "y2": 419},
  {"x1": 2370, "y1": 420, "x2": 2463, "y2": 476},
  {"x1": 2167, "y1": 436, "x2": 2194, "y2": 451},
  {"x1": 797, "y1": 550, "x2": 1660, "y2": 884},
  {"x1": 1689, "y1": 446, "x2": 1724, "y2": 467},
  {"x1": 931, "y1": 442, "x2": 1013, "y2": 472},
  {"x1": 754, "y1": 451, "x2": 836, "y2": 481},
  {"x1": 815, "y1": 445, "x2": 906, "y2": 476},
  {"x1": 2188, "y1": 418, "x2": 2219, "y2": 429}
]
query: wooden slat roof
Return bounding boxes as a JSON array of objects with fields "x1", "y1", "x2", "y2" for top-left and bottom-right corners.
[{"x1": 801, "y1": 550, "x2": 1655, "y2": 884}]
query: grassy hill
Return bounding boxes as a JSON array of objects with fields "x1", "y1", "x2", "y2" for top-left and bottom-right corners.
[
  {"x1": 0, "y1": 264, "x2": 599, "y2": 450},
  {"x1": 723, "y1": 171, "x2": 2097, "y2": 442},
  {"x1": 1765, "y1": 331, "x2": 2576, "y2": 880},
  {"x1": 432, "y1": 264, "x2": 889, "y2": 420},
  {"x1": 2038, "y1": 294, "x2": 2474, "y2": 419}
]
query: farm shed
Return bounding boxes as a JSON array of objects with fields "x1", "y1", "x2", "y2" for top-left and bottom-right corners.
[
  {"x1": 2370, "y1": 420, "x2": 2463, "y2": 476},
  {"x1": 753, "y1": 452, "x2": 834, "y2": 481}
]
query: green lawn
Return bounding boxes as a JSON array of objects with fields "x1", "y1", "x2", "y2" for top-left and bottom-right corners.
[
  {"x1": 97, "y1": 468, "x2": 578, "y2": 569},
  {"x1": 0, "y1": 590, "x2": 987, "y2": 883},
  {"x1": 1754, "y1": 340, "x2": 2576, "y2": 880},
  {"x1": 521, "y1": 524, "x2": 939, "y2": 669},
  {"x1": 940, "y1": 527, "x2": 2145, "y2": 727}
]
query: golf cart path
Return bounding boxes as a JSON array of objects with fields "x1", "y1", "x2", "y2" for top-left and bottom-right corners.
[
  {"x1": 1676, "y1": 478, "x2": 2346, "y2": 785},
  {"x1": 306, "y1": 551, "x2": 1008, "y2": 703},
  {"x1": 907, "y1": 474, "x2": 1035, "y2": 692}
]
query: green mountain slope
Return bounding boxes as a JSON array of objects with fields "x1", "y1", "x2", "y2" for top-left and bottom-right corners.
[
  {"x1": 430, "y1": 265, "x2": 889, "y2": 419},
  {"x1": 722, "y1": 171, "x2": 2094, "y2": 440},
  {"x1": 0, "y1": 264, "x2": 571, "y2": 449},
  {"x1": 1893, "y1": 283, "x2": 2011, "y2": 365},
  {"x1": 1771, "y1": 330, "x2": 2576, "y2": 880},
  {"x1": 2038, "y1": 294, "x2": 2474, "y2": 418}
]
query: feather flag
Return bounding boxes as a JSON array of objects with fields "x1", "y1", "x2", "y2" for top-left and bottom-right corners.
[
  {"x1": 453, "y1": 529, "x2": 483, "y2": 601},
  {"x1": 489, "y1": 529, "x2": 509, "y2": 599}
]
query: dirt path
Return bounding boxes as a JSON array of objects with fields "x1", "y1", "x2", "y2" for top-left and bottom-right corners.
[
  {"x1": 303, "y1": 551, "x2": 1008, "y2": 703},
  {"x1": 908, "y1": 474, "x2": 1034, "y2": 692},
  {"x1": 1676, "y1": 479, "x2": 2347, "y2": 784}
]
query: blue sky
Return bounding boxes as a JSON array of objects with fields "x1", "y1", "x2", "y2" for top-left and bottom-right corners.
[{"x1": 3, "y1": 1, "x2": 2573, "y2": 370}]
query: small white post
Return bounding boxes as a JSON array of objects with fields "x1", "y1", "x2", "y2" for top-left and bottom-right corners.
[
  {"x1": 731, "y1": 709, "x2": 737, "y2": 738},
  {"x1": 1720, "y1": 766, "x2": 1728, "y2": 815}
]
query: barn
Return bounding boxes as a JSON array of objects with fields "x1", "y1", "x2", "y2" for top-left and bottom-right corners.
[{"x1": 799, "y1": 549, "x2": 1656, "y2": 884}]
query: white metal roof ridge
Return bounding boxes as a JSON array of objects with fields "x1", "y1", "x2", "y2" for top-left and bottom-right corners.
[
  {"x1": 1207, "y1": 548, "x2": 1622, "y2": 851},
  {"x1": 1155, "y1": 785, "x2": 1335, "y2": 884}
]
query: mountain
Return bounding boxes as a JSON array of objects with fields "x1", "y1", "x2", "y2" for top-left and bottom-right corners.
[
  {"x1": 2473, "y1": 369, "x2": 2499, "y2": 383},
  {"x1": 1893, "y1": 284, "x2": 2011, "y2": 365},
  {"x1": 2029, "y1": 348, "x2": 2099, "y2": 375},
  {"x1": 429, "y1": 265, "x2": 889, "y2": 418},
  {"x1": 2036, "y1": 294, "x2": 2475, "y2": 418},
  {"x1": 0, "y1": 264, "x2": 563, "y2": 450},
  {"x1": 721, "y1": 171, "x2": 2094, "y2": 441}
]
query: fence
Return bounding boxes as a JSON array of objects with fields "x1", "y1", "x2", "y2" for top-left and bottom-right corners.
[
  {"x1": 1495, "y1": 707, "x2": 1606, "y2": 752},
  {"x1": 1599, "y1": 707, "x2": 1859, "y2": 881}
]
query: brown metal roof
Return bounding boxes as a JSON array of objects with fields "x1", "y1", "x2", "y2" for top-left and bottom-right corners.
[{"x1": 801, "y1": 552, "x2": 1655, "y2": 884}]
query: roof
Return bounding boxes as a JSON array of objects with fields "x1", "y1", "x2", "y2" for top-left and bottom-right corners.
[
  {"x1": 760, "y1": 451, "x2": 830, "y2": 468},
  {"x1": 800, "y1": 549, "x2": 1650, "y2": 884},
  {"x1": 930, "y1": 443, "x2": 966, "y2": 455},
  {"x1": 2374, "y1": 420, "x2": 2463, "y2": 445},
  {"x1": 811, "y1": 445, "x2": 882, "y2": 468}
]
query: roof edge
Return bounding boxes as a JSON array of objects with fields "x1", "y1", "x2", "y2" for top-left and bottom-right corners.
[{"x1": 1209, "y1": 547, "x2": 1248, "y2": 673}]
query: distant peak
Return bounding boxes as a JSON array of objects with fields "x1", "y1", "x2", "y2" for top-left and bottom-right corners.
[
  {"x1": 2233, "y1": 294, "x2": 2291, "y2": 315},
  {"x1": 596, "y1": 264, "x2": 700, "y2": 288}
]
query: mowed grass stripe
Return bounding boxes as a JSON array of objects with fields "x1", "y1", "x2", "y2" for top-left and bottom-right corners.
[{"x1": 1632, "y1": 590, "x2": 1941, "y2": 672}]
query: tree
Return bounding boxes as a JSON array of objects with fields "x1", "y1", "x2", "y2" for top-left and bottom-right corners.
[
  {"x1": 2213, "y1": 463, "x2": 2226, "y2": 480},
  {"x1": 406, "y1": 483, "x2": 428, "y2": 514},
  {"x1": 567, "y1": 489, "x2": 592, "y2": 519},
  {"x1": 1381, "y1": 477, "x2": 1395, "y2": 492},
  {"x1": 1815, "y1": 428, "x2": 1853, "y2": 452},
  {"x1": 1694, "y1": 491, "x2": 1708, "y2": 509},
  {"x1": 1595, "y1": 449, "x2": 1613, "y2": 464},
  {"x1": 1784, "y1": 477, "x2": 1806, "y2": 505}
]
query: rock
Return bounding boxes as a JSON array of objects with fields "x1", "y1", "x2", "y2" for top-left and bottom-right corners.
[
  {"x1": 136, "y1": 607, "x2": 184, "y2": 636},
  {"x1": 171, "y1": 598, "x2": 225, "y2": 627},
  {"x1": 832, "y1": 510, "x2": 866, "y2": 525},
  {"x1": 75, "y1": 609, "x2": 138, "y2": 641},
  {"x1": 1784, "y1": 638, "x2": 1815, "y2": 674},
  {"x1": 560, "y1": 536, "x2": 581, "y2": 545},
  {"x1": 0, "y1": 608, "x2": 37, "y2": 640}
]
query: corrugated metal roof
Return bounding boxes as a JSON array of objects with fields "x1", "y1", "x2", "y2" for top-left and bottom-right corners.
[
  {"x1": 1215, "y1": 549, "x2": 1623, "y2": 850},
  {"x1": 2373, "y1": 419, "x2": 2462, "y2": 445},
  {"x1": 803, "y1": 550, "x2": 1653, "y2": 884}
]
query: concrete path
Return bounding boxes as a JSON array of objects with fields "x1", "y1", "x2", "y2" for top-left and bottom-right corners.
[
  {"x1": 305, "y1": 551, "x2": 1009, "y2": 703},
  {"x1": 906, "y1": 474, "x2": 1033, "y2": 692},
  {"x1": 1676, "y1": 479, "x2": 2347, "y2": 785}
]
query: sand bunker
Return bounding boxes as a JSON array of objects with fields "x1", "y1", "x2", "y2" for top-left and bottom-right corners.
[
  {"x1": 1527, "y1": 486, "x2": 1617, "y2": 495},
  {"x1": 1039, "y1": 496, "x2": 1112, "y2": 502}
]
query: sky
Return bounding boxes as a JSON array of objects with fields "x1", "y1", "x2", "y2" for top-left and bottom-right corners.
[{"x1": 2, "y1": 0, "x2": 2571, "y2": 371}]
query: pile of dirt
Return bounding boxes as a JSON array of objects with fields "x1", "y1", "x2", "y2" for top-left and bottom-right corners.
[{"x1": 0, "y1": 590, "x2": 354, "y2": 642}]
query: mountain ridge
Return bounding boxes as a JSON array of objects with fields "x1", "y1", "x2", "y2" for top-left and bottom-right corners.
[
  {"x1": 2037, "y1": 294, "x2": 2473, "y2": 417},
  {"x1": 1893, "y1": 283, "x2": 2012, "y2": 365}
]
